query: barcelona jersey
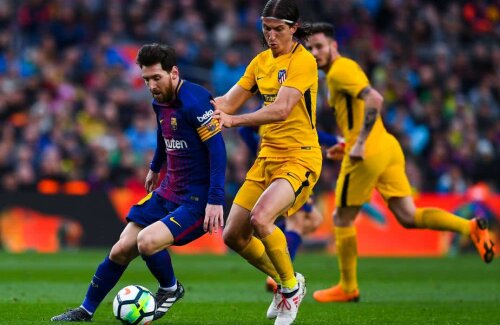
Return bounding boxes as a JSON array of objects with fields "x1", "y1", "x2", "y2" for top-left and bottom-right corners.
[{"x1": 150, "y1": 80, "x2": 226, "y2": 210}]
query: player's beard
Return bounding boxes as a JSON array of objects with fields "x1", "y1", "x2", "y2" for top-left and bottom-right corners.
[
  {"x1": 154, "y1": 77, "x2": 175, "y2": 103},
  {"x1": 318, "y1": 46, "x2": 333, "y2": 70}
]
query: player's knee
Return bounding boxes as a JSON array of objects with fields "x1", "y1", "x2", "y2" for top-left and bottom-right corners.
[
  {"x1": 137, "y1": 232, "x2": 158, "y2": 256},
  {"x1": 310, "y1": 210, "x2": 323, "y2": 229},
  {"x1": 249, "y1": 215, "x2": 263, "y2": 229},
  {"x1": 395, "y1": 211, "x2": 416, "y2": 228},
  {"x1": 303, "y1": 214, "x2": 323, "y2": 234},
  {"x1": 333, "y1": 211, "x2": 350, "y2": 227},
  {"x1": 249, "y1": 207, "x2": 273, "y2": 230},
  {"x1": 398, "y1": 217, "x2": 416, "y2": 229},
  {"x1": 109, "y1": 240, "x2": 135, "y2": 264},
  {"x1": 312, "y1": 217, "x2": 323, "y2": 231},
  {"x1": 392, "y1": 208, "x2": 417, "y2": 229}
]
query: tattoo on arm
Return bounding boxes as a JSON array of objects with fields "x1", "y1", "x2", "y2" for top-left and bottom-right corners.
[
  {"x1": 359, "y1": 107, "x2": 378, "y2": 142},
  {"x1": 356, "y1": 87, "x2": 378, "y2": 143}
]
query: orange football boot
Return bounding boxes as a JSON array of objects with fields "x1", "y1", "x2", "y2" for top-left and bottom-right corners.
[
  {"x1": 265, "y1": 276, "x2": 278, "y2": 293},
  {"x1": 313, "y1": 284, "x2": 360, "y2": 303},
  {"x1": 469, "y1": 218, "x2": 495, "y2": 263}
]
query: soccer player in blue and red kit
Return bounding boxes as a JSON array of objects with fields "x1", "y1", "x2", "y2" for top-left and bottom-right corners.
[{"x1": 51, "y1": 43, "x2": 226, "y2": 322}]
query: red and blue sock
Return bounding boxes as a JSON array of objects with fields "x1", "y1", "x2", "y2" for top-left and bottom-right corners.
[
  {"x1": 82, "y1": 256, "x2": 127, "y2": 314},
  {"x1": 142, "y1": 249, "x2": 177, "y2": 288},
  {"x1": 284, "y1": 230, "x2": 302, "y2": 261}
]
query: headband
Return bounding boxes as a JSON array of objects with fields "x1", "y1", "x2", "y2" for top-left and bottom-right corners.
[{"x1": 261, "y1": 16, "x2": 295, "y2": 24}]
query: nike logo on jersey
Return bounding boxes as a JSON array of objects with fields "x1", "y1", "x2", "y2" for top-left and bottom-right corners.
[
  {"x1": 256, "y1": 76, "x2": 264, "y2": 80},
  {"x1": 170, "y1": 217, "x2": 182, "y2": 228}
]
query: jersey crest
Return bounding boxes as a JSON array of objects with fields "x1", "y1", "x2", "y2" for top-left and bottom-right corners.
[
  {"x1": 278, "y1": 69, "x2": 287, "y2": 84},
  {"x1": 171, "y1": 117, "x2": 177, "y2": 131}
]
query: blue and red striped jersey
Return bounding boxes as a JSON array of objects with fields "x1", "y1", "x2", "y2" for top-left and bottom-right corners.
[{"x1": 150, "y1": 80, "x2": 226, "y2": 209}]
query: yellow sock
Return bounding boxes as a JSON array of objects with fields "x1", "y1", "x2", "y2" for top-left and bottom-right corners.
[
  {"x1": 414, "y1": 208, "x2": 469, "y2": 235},
  {"x1": 238, "y1": 236, "x2": 280, "y2": 283},
  {"x1": 336, "y1": 226, "x2": 358, "y2": 292},
  {"x1": 261, "y1": 227, "x2": 297, "y2": 290}
]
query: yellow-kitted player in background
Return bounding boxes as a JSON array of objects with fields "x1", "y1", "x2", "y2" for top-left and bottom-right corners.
[{"x1": 305, "y1": 22, "x2": 495, "y2": 303}]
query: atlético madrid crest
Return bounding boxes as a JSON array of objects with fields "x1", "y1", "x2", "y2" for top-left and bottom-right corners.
[{"x1": 278, "y1": 69, "x2": 287, "y2": 84}]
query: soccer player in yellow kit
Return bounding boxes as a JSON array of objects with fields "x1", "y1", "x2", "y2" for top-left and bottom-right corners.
[
  {"x1": 212, "y1": 1, "x2": 321, "y2": 323},
  {"x1": 305, "y1": 22, "x2": 495, "y2": 303}
]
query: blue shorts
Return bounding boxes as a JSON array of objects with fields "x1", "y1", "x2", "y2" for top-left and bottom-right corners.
[{"x1": 126, "y1": 191, "x2": 206, "y2": 246}]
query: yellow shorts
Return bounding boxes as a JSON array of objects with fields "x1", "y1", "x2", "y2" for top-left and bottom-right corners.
[
  {"x1": 234, "y1": 155, "x2": 321, "y2": 216},
  {"x1": 335, "y1": 133, "x2": 411, "y2": 207}
]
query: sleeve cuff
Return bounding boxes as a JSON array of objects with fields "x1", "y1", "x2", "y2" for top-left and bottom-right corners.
[{"x1": 150, "y1": 162, "x2": 162, "y2": 173}]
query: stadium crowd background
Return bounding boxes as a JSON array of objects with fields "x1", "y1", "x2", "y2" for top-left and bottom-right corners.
[{"x1": 0, "y1": 0, "x2": 498, "y2": 200}]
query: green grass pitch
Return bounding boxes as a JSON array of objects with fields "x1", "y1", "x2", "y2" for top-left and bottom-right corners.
[{"x1": 1, "y1": 251, "x2": 499, "y2": 324}]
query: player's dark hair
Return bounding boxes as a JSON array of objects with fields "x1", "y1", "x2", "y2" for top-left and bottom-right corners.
[
  {"x1": 261, "y1": 0, "x2": 312, "y2": 46},
  {"x1": 310, "y1": 22, "x2": 335, "y2": 38},
  {"x1": 136, "y1": 43, "x2": 177, "y2": 72}
]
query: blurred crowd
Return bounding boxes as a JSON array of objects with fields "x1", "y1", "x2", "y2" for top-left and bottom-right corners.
[{"x1": 0, "y1": 0, "x2": 499, "y2": 198}]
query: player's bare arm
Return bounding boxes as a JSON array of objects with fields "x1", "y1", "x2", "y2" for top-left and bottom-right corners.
[
  {"x1": 214, "y1": 86, "x2": 301, "y2": 128},
  {"x1": 144, "y1": 170, "x2": 160, "y2": 193},
  {"x1": 350, "y1": 86, "x2": 383, "y2": 161},
  {"x1": 203, "y1": 204, "x2": 224, "y2": 234},
  {"x1": 213, "y1": 84, "x2": 253, "y2": 114}
]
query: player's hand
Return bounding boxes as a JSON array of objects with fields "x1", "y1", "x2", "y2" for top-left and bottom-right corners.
[
  {"x1": 349, "y1": 142, "x2": 365, "y2": 162},
  {"x1": 326, "y1": 143, "x2": 345, "y2": 161},
  {"x1": 144, "y1": 170, "x2": 160, "y2": 193},
  {"x1": 204, "y1": 204, "x2": 224, "y2": 234},
  {"x1": 212, "y1": 100, "x2": 234, "y2": 128},
  {"x1": 212, "y1": 96, "x2": 230, "y2": 113}
]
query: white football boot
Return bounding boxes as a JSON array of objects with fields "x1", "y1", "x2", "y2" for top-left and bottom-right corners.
[{"x1": 267, "y1": 273, "x2": 306, "y2": 324}]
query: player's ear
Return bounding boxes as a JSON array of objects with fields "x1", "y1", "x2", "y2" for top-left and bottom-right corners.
[
  {"x1": 331, "y1": 39, "x2": 338, "y2": 51},
  {"x1": 170, "y1": 66, "x2": 179, "y2": 80}
]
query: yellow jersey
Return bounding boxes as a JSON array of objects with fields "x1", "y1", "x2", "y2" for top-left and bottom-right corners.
[
  {"x1": 326, "y1": 57, "x2": 387, "y2": 154},
  {"x1": 237, "y1": 43, "x2": 320, "y2": 158}
]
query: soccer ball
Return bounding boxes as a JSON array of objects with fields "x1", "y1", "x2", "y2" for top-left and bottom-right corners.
[{"x1": 113, "y1": 285, "x2": 156, "y2": 325}]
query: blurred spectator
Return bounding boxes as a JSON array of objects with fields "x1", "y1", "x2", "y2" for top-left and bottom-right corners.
[
  {"x1": 0, "y1": 0, "x2": 498, "y2": 198},
  {"x1": 211, "y1": 48, "x2": 246, "y2": 96},
  {"x1": 125, "y1": 114, "x2": 156, "y2": 158}
]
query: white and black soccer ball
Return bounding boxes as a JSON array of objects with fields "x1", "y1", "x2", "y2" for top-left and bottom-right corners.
[{"x1": 113, "y1": 285, "x2": 156, "y2": 325}]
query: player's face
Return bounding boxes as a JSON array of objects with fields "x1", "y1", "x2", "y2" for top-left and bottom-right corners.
[
  {"x1": 306, "y1": 33, "x2": 337, "y2": 71},
  {"x1": 262, "y1": 17, "x2": 297, "y2": 56},
  {"x1": 141, "y1": 63, "x2": 179, "y2": 103}
]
